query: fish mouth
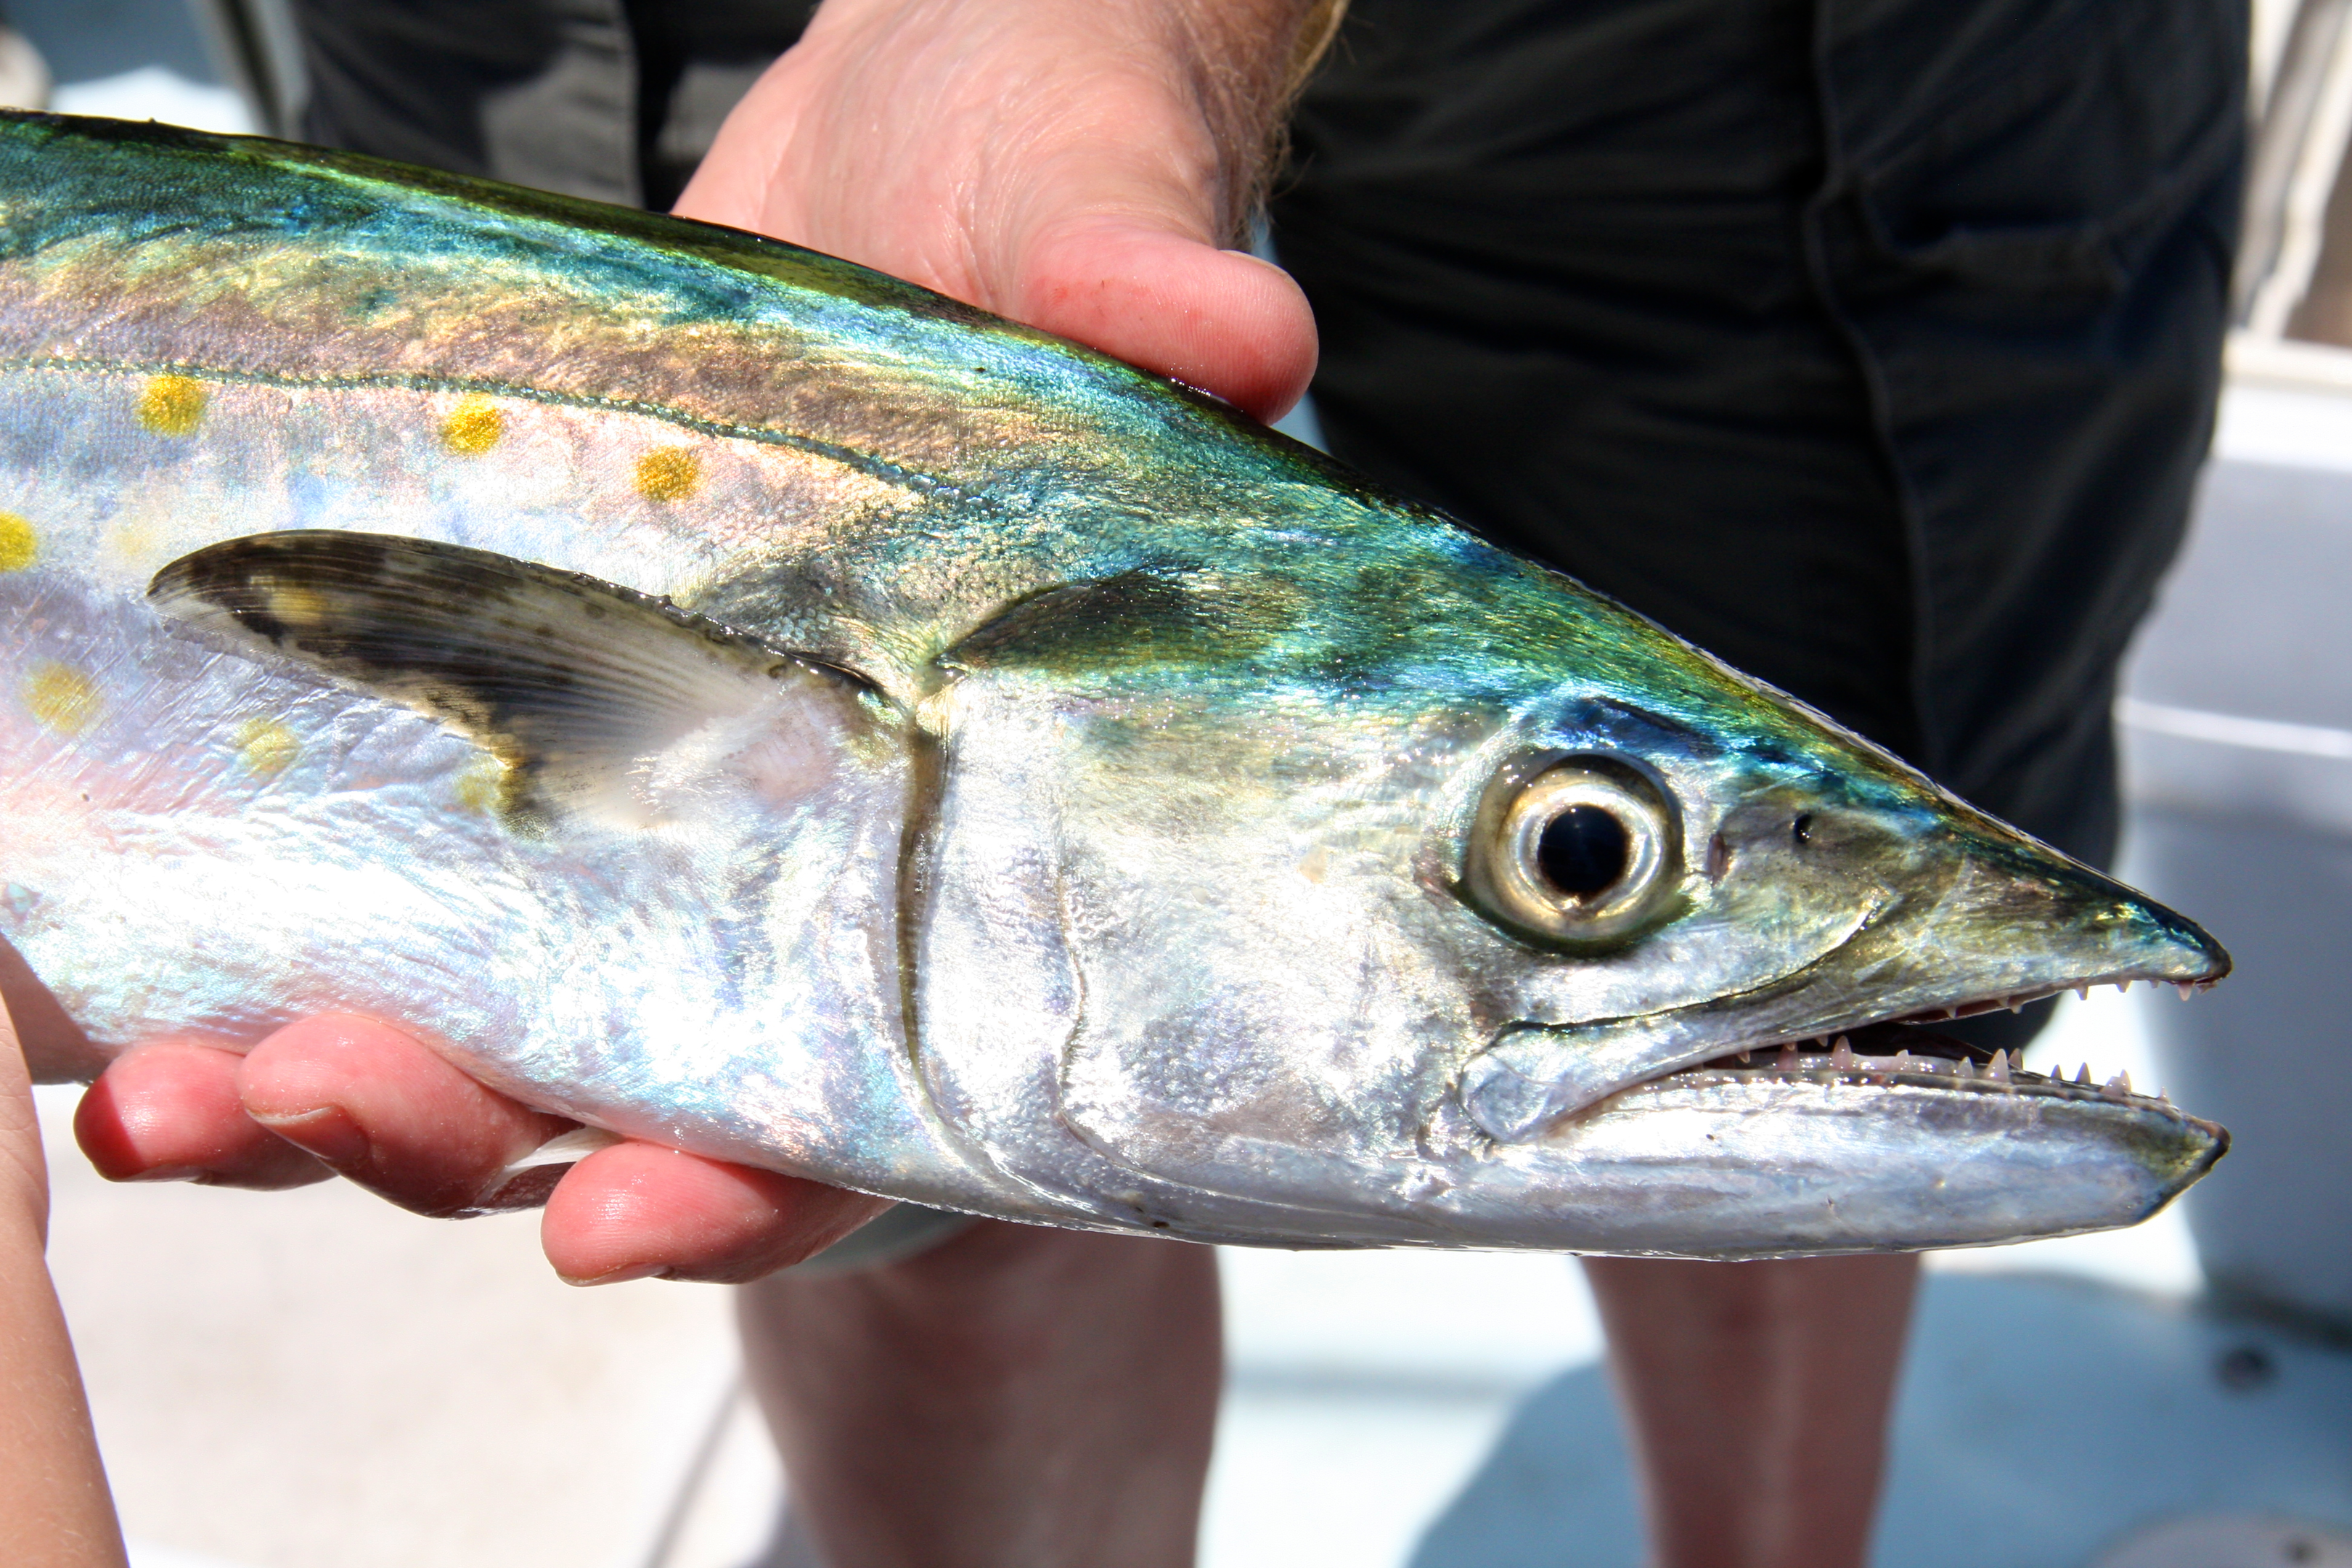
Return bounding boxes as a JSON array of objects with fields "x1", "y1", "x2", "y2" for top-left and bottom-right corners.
[
  {"x1": 1653, "y1": 966, "x2": 2225, "y2": 1097},
  {"x1": 1652, "y1": 1015, "x2": 2187, "y2": 1107},
  {"x1": 1461, "y1": 962, "x2": 2229, "y2": 1146},
  {"x1": 1438, "y1": 978, "x2": 2231, "y2": 1259},
  {"x1": 1440, "y1": 1022, "x2": 2231, "y2": 1258},
  {"x1": 1462, "y1": 819, "x2": 2235, "y2": 1145}
]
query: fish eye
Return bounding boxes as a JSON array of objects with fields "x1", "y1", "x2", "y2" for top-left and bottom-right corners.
[
  {"x1": 1464, "y1": 756, "x2": 1681, "y2": 945},
  {"x1": 1538, "y1": 805, "x2": 1628, "y2": 897}
]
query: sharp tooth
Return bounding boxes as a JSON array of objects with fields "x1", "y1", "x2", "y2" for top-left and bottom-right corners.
[
  {"x1": 2116, "y1": 979, "x2": 2132, "y2": 995},
  {"x1": 2075, "y1": 985, "x2": 2089, "y2": 1001},
  {"x1": 2176, "y1": 982, "x2": 2194, "y2": 1001},
  {"x1": 2006, "y1": 995, "x2": 2023, "y2": 1013},
  {"x1": 1988, "y1": 1050, "x2": 2012, "y2": 1084},
  {"x1": 1738, "y1": 1048, "x2": 1752, "y2": 1063},
  {"x1": 1956, "y1": 1058, "x2": 1976, "y2": 1079},
  {"x1": 2075, "y1": 1063, "x2": 2094, "y2": 1085},
  {"x1": 1891, "y1": 1049, "x2": 1913, "y2": 1071},
  {"x1": 1832, "y1": 1040, "x2": 1857, "y2": 1073},
  {"x1": 2103, "y1": 1071, "x2": 2132, "y2": 1098},
  {"x1": 1778, "y1": 1045, "x2": 1800, "y2": 1071}
]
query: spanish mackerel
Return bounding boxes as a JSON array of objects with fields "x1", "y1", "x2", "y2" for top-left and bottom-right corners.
[{"x1": 0, "y1": 113, "x2": 2228, "y2": 1256}]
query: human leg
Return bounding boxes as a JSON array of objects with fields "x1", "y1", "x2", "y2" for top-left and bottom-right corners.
[
  {"x1": 1277, "y1": 0, "x2": 2238, "y2": 1552},
  {"x1": 735, "y1": 1219, "x2": 1221, "y2": 1568},
  {"x1": 1583, "y1": 1254, "x2": 1919, "y2": 1568},
  {"x1": 1277, "y1": 12, "x2": 1927, "y2": 1558}
]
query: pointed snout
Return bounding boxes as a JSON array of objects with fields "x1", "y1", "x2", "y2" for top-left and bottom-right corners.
[{"x1": 1931, "y1": 820, "x2": 2231, "y2": 1003}]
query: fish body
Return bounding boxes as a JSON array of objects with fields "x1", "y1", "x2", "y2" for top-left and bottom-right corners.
[{"x1": 0, "y1": 114, "x2": 2227, "y2": 1255}]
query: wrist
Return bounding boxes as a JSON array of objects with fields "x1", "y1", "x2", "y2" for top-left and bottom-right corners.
[{"x1": 695, "y1": 0, "x2": 1334, "y2": 247}]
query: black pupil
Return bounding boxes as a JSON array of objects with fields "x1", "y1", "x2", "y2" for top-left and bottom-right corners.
[{"x1": 1536, "y1": 805, "x2": 1629, "y2": 898}]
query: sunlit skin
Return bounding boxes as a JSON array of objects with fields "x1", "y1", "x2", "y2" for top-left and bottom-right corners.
[{"x1": 0, "y1": 996, "x2": 130, "y2": 1568}]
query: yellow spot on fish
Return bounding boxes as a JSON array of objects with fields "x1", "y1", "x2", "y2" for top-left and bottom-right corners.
[
  {"x1": 106, "y1": 519, "x2": 159, "y2": 568},
  {"x1": 635, "y1": 446, "x2": 701, "y2": 502},
  {"x1": 22, "y1": 661, "x2": 98, "y2": 735},
  {"x1": 441, "y1": 396, "x2": 504, "y2": 455},
  {"x1": 0, "y1": 513, "x2": 33, "y2": 572},
  {"x1": 234, "y1": 717, "x2": 300, "y2": 776},
  {"x1": 453, "y1": 757, "x2": 506, "y2": 814},
  {"x1": 138, "y1": 375, "x2": 208, "y2": 436}
]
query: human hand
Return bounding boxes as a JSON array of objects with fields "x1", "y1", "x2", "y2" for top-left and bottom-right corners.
[
  {"x1": 75, "y1": 1020, "x2": 891, "y2": 1283},
  {"x1": 674, "y1": 0, "x2": 1331, "y2": 420},
  {"x1": 74, "y1": 0, "x2": 1337, "y2": 1283}
]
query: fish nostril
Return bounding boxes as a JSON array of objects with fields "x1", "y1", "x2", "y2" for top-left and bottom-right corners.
[
  {"x1": 1792, "y1": 812, "x2": 1814, "y2": 847},
  {"x1": 1706, "y1": 831, "x2": 1730, "y2": 881}
]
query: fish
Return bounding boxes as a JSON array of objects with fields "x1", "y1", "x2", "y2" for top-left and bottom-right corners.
[{"x1": 0, "y1": 112, "x2": 2229, "y2": 1258}]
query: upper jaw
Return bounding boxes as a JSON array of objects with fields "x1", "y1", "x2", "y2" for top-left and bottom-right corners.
[{"x1": 1458, "y1": 849, "x2": 2231, "y2": 1144}]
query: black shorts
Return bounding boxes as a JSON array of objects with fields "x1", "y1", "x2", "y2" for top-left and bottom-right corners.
[
  {"x1": 281, "y1": 0, "x2": 2245, "y2": 1050},
  {"x1": 1274, "y1": 0, "x2": 2245, "y2": 883}
]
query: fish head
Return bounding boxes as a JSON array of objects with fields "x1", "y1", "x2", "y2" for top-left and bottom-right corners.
[
  {"x1": 1438, "y1": 679, "x2": 2222, "y2": 1126},
  {"x1": 925, "y1": 543, "x2": 2229, "y2": 1254}
]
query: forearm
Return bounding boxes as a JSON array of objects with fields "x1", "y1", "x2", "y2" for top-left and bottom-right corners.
[
  {"x1": 1, "y1": 1000, "x2": 127, "y2": 1568},
  {"x1": 0, "y1": 1208, "x2": 126, "y2": 1568}
]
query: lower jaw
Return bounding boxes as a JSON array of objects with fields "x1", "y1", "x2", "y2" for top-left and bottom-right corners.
[{"x1": 1465, "y1": 1058, "x2": 2229, "y2": 1258}]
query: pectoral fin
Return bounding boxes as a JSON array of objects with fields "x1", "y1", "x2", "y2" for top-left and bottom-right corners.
[{"x1": 150, "y1": 531, "x2": 888, "y2": 829}]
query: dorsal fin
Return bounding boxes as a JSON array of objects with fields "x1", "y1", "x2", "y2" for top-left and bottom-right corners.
[{"x1": 150, "y1": 531, "x2": 889, "y2": 829}]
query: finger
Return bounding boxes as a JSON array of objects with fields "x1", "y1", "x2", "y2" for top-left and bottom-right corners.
[
  {"x1": 1013, "y1": 222, "x2": 1319, "y2": 424},
  {"x1": 75, "y1": 1040, "x2": 328, "y2": 1190},
  {"x1": 543, "y1": 1140, "x2": 892, "y2": 1286},
  {"x1": 236, "y1": 1014, "x2": 573, "y2": 1217}
]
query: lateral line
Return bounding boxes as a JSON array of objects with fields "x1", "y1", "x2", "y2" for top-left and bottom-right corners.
[{"x1": 0, "y1": 353, "x2": 992, "y2": 507}]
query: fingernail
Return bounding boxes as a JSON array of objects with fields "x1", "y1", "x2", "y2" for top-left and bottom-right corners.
[
  {"x1": 560, "y1": 1262, "x2": 668, "y2": 1288},
  {"x1": 248, "y1": 1103, "x2": 371, "y2": 1169},
  {"x1": 457, "y1": 1164, "x2": 570, "y2": 1217},
  {"x1": 126, "y1": 1164, "x2": 203, "y2": 1183}
]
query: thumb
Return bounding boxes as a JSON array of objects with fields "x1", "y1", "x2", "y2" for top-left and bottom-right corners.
[{"x1": 1011, "y1": 219, "x2": 1318, "y2": 423}]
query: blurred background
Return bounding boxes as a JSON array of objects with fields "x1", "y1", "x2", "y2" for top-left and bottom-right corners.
[{"x1": 8, "y1": 2, "x2": 2351, "y2": 1566}]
